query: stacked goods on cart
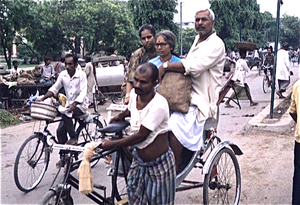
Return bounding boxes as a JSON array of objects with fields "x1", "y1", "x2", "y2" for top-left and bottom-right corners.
[{"x1": 235, "y1": 41, "x2": 257, "y2": 51}]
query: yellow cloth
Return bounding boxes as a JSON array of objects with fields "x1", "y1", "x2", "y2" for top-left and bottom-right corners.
[
  {"x1": 58, "y1": 93, "x2": 67, "y2": 107},
  {"x1": 289, "y1": 79, "x2": 300, "y2": 143},
  {"x1": 77, "y1": 142, "x2": 96, "y2": 195}
]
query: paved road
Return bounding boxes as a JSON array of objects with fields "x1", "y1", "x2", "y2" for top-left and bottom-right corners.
[{"x1": 1, "y1": 63, "x2": 299, "y2": 204}]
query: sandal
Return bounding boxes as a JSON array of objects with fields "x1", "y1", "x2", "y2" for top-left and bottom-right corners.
[{"x1": 250, "y1": 102, "x2": 258, "y2": 106}]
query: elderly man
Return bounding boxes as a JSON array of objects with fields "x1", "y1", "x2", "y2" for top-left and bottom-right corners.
[
  {"x1": 38, "y1": 53, "x2": 89, "y2": 147},
  {"x1": 101, "y1": 62, "x2": 176, "y2": 205},
  {"x1": 158, "y1": 8, "x2": 225, "y2": 171}
]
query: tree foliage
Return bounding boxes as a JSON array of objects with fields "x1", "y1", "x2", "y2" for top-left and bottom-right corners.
[
  {"x1": 1, "y1": 0, "x2": 299, "y2": 68},
  {"x1": 0, "y1": 0, "x2": 37, "y2": 68},
  {"x1": 280, "y1": 14, "x2": 300, "y2": 48},
  {"x1": 127, "y1": 0, "x2": 179, "y2": 38},
  {"x1": 209, "y1": 0, "x2": 299, "y2": 51}
]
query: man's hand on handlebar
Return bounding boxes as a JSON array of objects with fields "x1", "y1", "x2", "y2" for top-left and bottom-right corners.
[
  {"x1": 100, "y1": 139, "x2": 114, "y2": 151},
  {"x1": 67, "y1": 102, "x2": 77, "y2": 113}
]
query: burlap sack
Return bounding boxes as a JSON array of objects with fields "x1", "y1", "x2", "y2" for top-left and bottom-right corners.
[
  {"x1": 157, "y1": 72, "x2": 192, "y2": 113},
  {"x1": 17, "y1": 71, "x2": 35, "y2": 85}
]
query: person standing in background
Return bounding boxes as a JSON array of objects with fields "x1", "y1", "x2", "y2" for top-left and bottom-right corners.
[
  {"x1": 54, "y1": 57, "x2": 65, "y2": 79},
  {"x1": 276, "y1": 42, "x2": 291, "y2": 99},
  {"x1": 123, "y1": 24, "x2": 157, "y2": 104},
  {"x1": 84, "y1": 55, "x2": 95, "y2": 108}
]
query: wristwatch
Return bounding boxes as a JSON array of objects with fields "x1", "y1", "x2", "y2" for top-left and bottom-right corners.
[{"x1": 163, "y1": 61, "x2": 168, "y2": 69}]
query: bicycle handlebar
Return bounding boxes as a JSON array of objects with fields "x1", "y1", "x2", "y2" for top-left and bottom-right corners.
[{"x1": 46, "y1": 134, "x2": 102, "y2": 152}]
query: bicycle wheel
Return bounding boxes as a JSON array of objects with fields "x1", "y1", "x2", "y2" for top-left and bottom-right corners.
[
  {"x1": 93, "y1": 92, "x2": 99, "y2": 113},
  {"x1": 112, "y1": 148, "x2": 132, "y2": 202},
  {"x1": 262, "y1": 75, "x2": 270, "y2": 93},
  {"x1": 203, "y1": 147, "x2": 241, "y2": 205},
  {"x1": 40, "y1": 190, "x2": 74, "y2": 205},
  {"x1": 76, "y1": 118, "x2": 103, "y2": 167},
  {"x1": 14, "y1": 133, "x2": 49, "y2": 192}
]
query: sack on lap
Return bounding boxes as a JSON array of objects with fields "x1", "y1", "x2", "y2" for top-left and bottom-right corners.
[{"x1": 157, "y1": 72, "x2": 191, "y2": 114}]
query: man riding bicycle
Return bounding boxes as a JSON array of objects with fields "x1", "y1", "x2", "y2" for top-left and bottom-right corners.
[
  {"x1": 262, "y1": 46, "x2": 274, "y2": 84},
  {"x1": 38, "y1": 53, "x2": 89, "y2": 147}
]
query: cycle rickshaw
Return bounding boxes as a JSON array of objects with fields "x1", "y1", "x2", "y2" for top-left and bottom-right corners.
[
  {"x1": 92, "y1": 55, "x2": 127, "y2": 112},
  {"x1": 39, "y1": 85, "x2": 243, "y2": 204}
]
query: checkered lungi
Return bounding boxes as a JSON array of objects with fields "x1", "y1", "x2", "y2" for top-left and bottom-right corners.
[{"x1": 127, "y1": 148, "x2": 176, "y2": 205}]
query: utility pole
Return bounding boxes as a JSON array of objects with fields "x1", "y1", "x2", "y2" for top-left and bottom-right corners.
[
  {"x1": 180, "y1": 1, "x2": 183, "y2": 56},
  {"x1": 270, "y1": 0, "x2": 283, "y2": 119}
]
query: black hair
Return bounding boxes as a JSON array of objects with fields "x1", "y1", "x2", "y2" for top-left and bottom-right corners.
[
  {"x1": 12, "y1": 60, "x2": 18, "y2": 65},
  {"x1": 85, "y1": 55, "x2": 92, "y2": 63},
  {"x1": 65, "y1": 53, "x2": 78, "y2": 65},
  {"x1": 44, "y1": 56, "x2": 51, "y2": 63},
  {"x1": 137, "y1": 62, "x2": 158, "y2": 82},
  {"x1": 60, "y1": 57, "x2": 65, "y2": 63},
  {"x1": 139, "y1": 24, "x2": 156, "y2": 38}
]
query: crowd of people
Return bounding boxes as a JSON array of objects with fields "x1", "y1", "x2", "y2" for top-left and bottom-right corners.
[{"x1": 16, "y1": 5, "x2": 298, "y2": 205}]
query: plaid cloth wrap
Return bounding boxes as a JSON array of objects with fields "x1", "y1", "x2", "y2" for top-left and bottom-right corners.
[{"x1": 127, "y1": 148, "x2": 176, "y2": 205}]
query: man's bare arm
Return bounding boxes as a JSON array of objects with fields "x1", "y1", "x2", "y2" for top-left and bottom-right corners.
[
  {"x1": 37, "y1": 91, "x2": 54, "y2": 102},
  {"x1": 101, "y1": 125, "x2": 151, "y2": 150}
]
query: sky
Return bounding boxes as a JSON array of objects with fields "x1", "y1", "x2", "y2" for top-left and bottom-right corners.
[{"x1": 174, "y1": 0, "x2": 300, "y2": 23}]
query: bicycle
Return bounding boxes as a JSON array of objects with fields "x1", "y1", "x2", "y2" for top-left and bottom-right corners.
[
  {"x1": 40, "y1": 120, "x2": 132, "y2": 205},
  {"x1": 13, "y1": 109, "x2": 105, "y2": 193},
  {"x1": 40, "y1": 115, "x2": 243, "y2": 204},
  {"x1": 262, "y1": 65, "x2": 273, "y2": 93}
]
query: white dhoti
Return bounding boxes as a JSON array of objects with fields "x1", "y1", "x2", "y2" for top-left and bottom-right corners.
[{"x1": 169, "y1": 106, "x2": 205, "y2": 151}]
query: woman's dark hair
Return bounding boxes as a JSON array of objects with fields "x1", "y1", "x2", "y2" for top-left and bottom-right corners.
[
  {"x1": 156, "y1": 30, "x2": 178, "y2": 56},
  {"x1": 138, "y1": 24, "x2": 156, "y2": 38}
]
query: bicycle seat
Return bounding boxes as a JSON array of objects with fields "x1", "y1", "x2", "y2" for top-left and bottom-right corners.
[{"x1": 98, "y1": 120, "x2": 130, "y2": 134}]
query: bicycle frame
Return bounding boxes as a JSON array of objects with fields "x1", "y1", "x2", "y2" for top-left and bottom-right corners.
[{"x1": 44, "y1": 123, "x2": 131, "y2": 205}]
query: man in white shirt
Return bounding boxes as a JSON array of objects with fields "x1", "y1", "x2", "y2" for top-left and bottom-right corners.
[
  {"x1": 276, "y1": 42, "x2": 291, "y2": 99},
  {"x1": 101, "y1": 63, "x2": 176, "y2": 204},
  {"x1": 38, "y1": 53, "x2": 89, "y2": 146},
  {"x1": 158, "y1": 8, "x2": 225, "y2": 171}
]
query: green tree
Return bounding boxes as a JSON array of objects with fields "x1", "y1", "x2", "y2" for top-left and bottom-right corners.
[
  {"x1": 179, "y1": 27, "x2": 197, "y2": 55},
  {"x1": 280, "y1": 14, "x2": 300, "y2": 49},
  {"x1": 210, "y1": 0, "x2": 264, "y2": 50},
  {"x1": 127, "y1": 0, "x2": 179, "y2": 38},
  {"x1": 0, "y1": 0, "x2": 37, "y2": 68}
]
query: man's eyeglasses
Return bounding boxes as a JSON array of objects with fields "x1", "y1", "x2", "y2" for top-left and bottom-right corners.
[{"x1": 155, "y1": 43, "x2": 168, "y2": 48}]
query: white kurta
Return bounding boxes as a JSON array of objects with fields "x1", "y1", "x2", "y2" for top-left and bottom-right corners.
[
  {"x1": 231, "y1": 58, "x2": 250, "y2": 86},
  {"x1": 276, "y1": 49, "x2": 290, "y2": 81},
  {"x1": 85, "y1": 62, "x2": 96, "y2": 103},
  {"x1": 181, "y1": 32, "x2": 225, "y2": 122},
  {"x1": 170, "y1": 32, "x2": 225, "y2": 151}
]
